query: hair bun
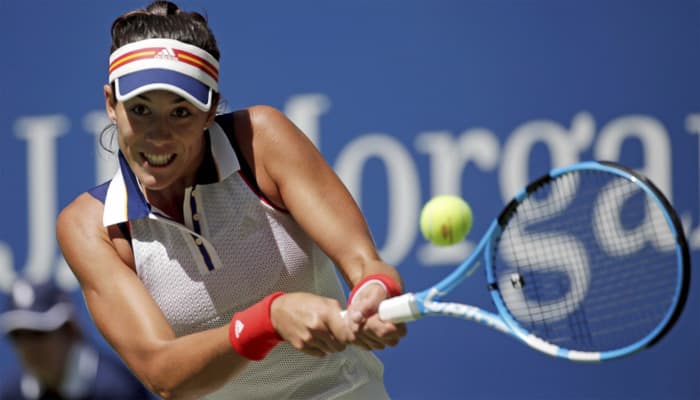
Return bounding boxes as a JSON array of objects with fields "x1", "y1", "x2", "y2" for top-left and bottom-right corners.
[
  {"x1": 109, "y1": 1, "x2": 219, "y2": 60},
  {"x1": 146, "y1": 1, "x2": 180, "y2": 16}
]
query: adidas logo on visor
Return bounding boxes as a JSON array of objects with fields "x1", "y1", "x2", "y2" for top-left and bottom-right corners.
[{"x1": 154, "y1": 47, "x2": 177, "y2": 61}]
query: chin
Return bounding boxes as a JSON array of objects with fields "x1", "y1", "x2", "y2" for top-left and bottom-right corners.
[{"x1": 137, "y1": 174, "x2": 172, "y2": 191}]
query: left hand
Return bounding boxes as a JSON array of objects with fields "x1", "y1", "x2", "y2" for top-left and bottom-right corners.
[{"x1": 344, "y1": 283, "x2": 407, "y2": 351}]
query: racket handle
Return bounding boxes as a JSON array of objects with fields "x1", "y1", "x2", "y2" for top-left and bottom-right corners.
[{"x1": 378, "y1": 293, "x2": 420, "y2": 323}]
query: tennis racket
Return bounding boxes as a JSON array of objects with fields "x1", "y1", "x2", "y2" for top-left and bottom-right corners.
[{"x1": 380, "y1": 161, "x2": 690, "y2": 362}]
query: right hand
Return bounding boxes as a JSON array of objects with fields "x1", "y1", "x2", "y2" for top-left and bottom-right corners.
[
  {"x1": 345, "y1": 282, "x2": 407, "y2": 351},
  {"x1": 270, "y1": 292, "x2": 358, "y2": 357}
]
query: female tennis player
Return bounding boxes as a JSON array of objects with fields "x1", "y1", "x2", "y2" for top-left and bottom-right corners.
[{"x1": 56, "y1": 2, "x2": 406, "y2": 399}]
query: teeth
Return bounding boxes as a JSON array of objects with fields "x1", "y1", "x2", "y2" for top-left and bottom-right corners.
[{"x1": 143, "y1": 153, "x2": 174, "y2": 166}]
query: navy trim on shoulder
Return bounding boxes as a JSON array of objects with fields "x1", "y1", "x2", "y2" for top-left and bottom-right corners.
[
  {"x1": 117, "y1": 222, "x2": 132, "y2": 244},
  {"x1": 195, "y1": 131, "x2": 218, "y2": 184},
  {"x1": 88, "y1": 180, "x2": 133, "y2": 244},
  {"x1": 215, "y1": 112, "x2": 263, "y2": 195},
  {"x1": 118, "y1": 152, "x2": 152, "y2": 221},
  {"x1": 88, "y1": 181, "x2": 112, "y2": 204}
]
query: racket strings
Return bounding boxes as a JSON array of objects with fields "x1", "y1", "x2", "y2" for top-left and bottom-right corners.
[{"x1": 493, "y1": 169, "x2": 680, "y2": 352}]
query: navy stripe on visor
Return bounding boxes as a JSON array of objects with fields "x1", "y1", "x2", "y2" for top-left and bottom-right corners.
[{"x1": 116, "y1": 68, "x2": 211, "y2": 108}]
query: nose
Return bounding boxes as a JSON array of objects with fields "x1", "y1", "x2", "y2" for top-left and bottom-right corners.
[{"x1": 144, "y1": 116, "x2": 174, "y2": 141}]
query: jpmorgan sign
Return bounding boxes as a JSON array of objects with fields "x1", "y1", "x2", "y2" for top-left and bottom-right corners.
[{"x1": 3, "y1": 93, "x2": 697, "y2": 293}]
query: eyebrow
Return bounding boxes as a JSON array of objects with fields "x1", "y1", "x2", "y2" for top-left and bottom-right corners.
[{"x1": 136, "y1": 94, "x2": 187, "y2": 104}]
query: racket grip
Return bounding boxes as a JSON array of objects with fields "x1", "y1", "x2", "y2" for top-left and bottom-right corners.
[{"x1": 378, "y1": 293, "x2": 420, "y2": 323}]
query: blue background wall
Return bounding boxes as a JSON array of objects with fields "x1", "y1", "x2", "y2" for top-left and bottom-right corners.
[{"x1": 1, "y1": 1, "x2": 698, "y2": 399}]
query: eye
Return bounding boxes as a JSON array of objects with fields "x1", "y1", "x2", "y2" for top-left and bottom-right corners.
[
  {"x1": 130, "y1": 104, "x2": 151, "y2": 116},
  {"x1": 172, "y1": 107, "x2": 192, "y2": 118}
]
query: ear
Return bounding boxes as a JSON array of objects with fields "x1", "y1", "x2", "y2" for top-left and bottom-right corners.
[
  {"x1": 104, "y1": 84, "x2": 117, "y2": 122},
  {"x1": 205, "y1": 92, "x2": 221, "y2": 129}
]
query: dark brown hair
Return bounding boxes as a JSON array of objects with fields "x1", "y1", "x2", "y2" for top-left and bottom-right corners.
[{"x1": 110, "y1": 1, "x2": 220, "y2": 60}]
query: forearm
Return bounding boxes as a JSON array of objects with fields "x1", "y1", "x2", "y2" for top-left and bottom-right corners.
[
  {"x1": 129, "y1": 325, "x2": 247, "y2": 400},
  {"x1": 342, "y1": 253, "x2": 403, "y2": 291},
  {"x1": 82, "y1": 281, "x2": 251, "y2": 400}
]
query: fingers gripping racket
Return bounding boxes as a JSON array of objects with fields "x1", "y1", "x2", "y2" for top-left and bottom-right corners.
[{"x1": 381, "y1": 161, "x2": 690, "y2": 362}]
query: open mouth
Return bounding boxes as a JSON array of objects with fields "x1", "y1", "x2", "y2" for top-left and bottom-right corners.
[{"x1": 141, "y1": 152, "x2": 176, "y2": 167}]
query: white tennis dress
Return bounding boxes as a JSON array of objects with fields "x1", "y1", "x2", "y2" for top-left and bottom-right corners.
[{"x1": 93, "y1": 114, "x2": 388, "y2": 399}]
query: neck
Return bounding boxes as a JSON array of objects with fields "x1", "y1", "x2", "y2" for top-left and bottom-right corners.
[{"x1": 145, "y1": 188, "x2": 186, "y2": 223}]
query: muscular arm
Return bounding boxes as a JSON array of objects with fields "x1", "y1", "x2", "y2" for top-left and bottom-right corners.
[
  {"x1": 245, "y1": 105, "x2": 401, "y2": 286},
  {"x1": 56, "y1": 194, "x2": 247, "y2": 400},
  {"x1": 241, "y1": 106, "x2": 406, "y2": 348}
]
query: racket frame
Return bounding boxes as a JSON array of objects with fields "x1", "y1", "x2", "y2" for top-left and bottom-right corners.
[{"x1": 379, "y1": 161, "x2": 690, "y2": 362}]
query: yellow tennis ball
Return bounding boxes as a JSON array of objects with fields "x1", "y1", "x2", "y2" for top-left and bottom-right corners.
[{"x1": 420, "y1": 195, "x2": 473, "y2": 246}]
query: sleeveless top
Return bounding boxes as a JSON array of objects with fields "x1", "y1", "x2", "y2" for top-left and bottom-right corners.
[{"x1": 90, "y1": 113, "x2": 387, "y2": 399}]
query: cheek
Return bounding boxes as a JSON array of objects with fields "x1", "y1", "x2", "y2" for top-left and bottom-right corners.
[
  {"x1": 186, "y1": 129, "x2": 205, "y2": 146},
  {"x1": 115, "y1": 117, "x2": 141, "y2": 145},
  {"x1": 116, "y1": 127, "x2": 135, "y2": 152},
  {"x1": 180, "y1": 131, "x2": 207, "y2": 159}
]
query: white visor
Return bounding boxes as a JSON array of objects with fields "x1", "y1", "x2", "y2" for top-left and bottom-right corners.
[{"x1": 109, "y1": 38, "x2": 219, "y2": 111}]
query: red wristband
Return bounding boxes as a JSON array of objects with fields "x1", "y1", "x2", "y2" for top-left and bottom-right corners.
[
  {"x1": 348, "y1": 274, "x2": 402, "y2": 305},
  {"x1": 229, "y1": 291, "x2": 285, "y2": 361}
]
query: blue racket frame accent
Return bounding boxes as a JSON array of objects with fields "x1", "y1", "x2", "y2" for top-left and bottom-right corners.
[{"x1": 384, "y1": 161, "x2": 690, "y2": 362}]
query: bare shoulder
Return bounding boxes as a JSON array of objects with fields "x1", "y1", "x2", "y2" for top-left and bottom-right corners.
[
  {"x1": 230, "y1": 105, "x2": 308, "y2": 157},
  {"x1": 247, "y1": 104, "x2": 287, "y2": 125},
  {"x1": 56, "y1": 192, "x2": 104, "y2": 240},
  {"x1": 56, "y1": 192, "x2": 111, "y2": 266},
  {"x1": 246, "y1": 105, "x2": 307, "y2": 143},
  {"x1": 57, "y1": 191, "x2": 138, "y2": 281},
  {"x1": 224, "y1": 106, "x2": 294, "y2": 157},
  {"x1": 227, "y1": 105, "x2": 286, "y2": 132}
]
